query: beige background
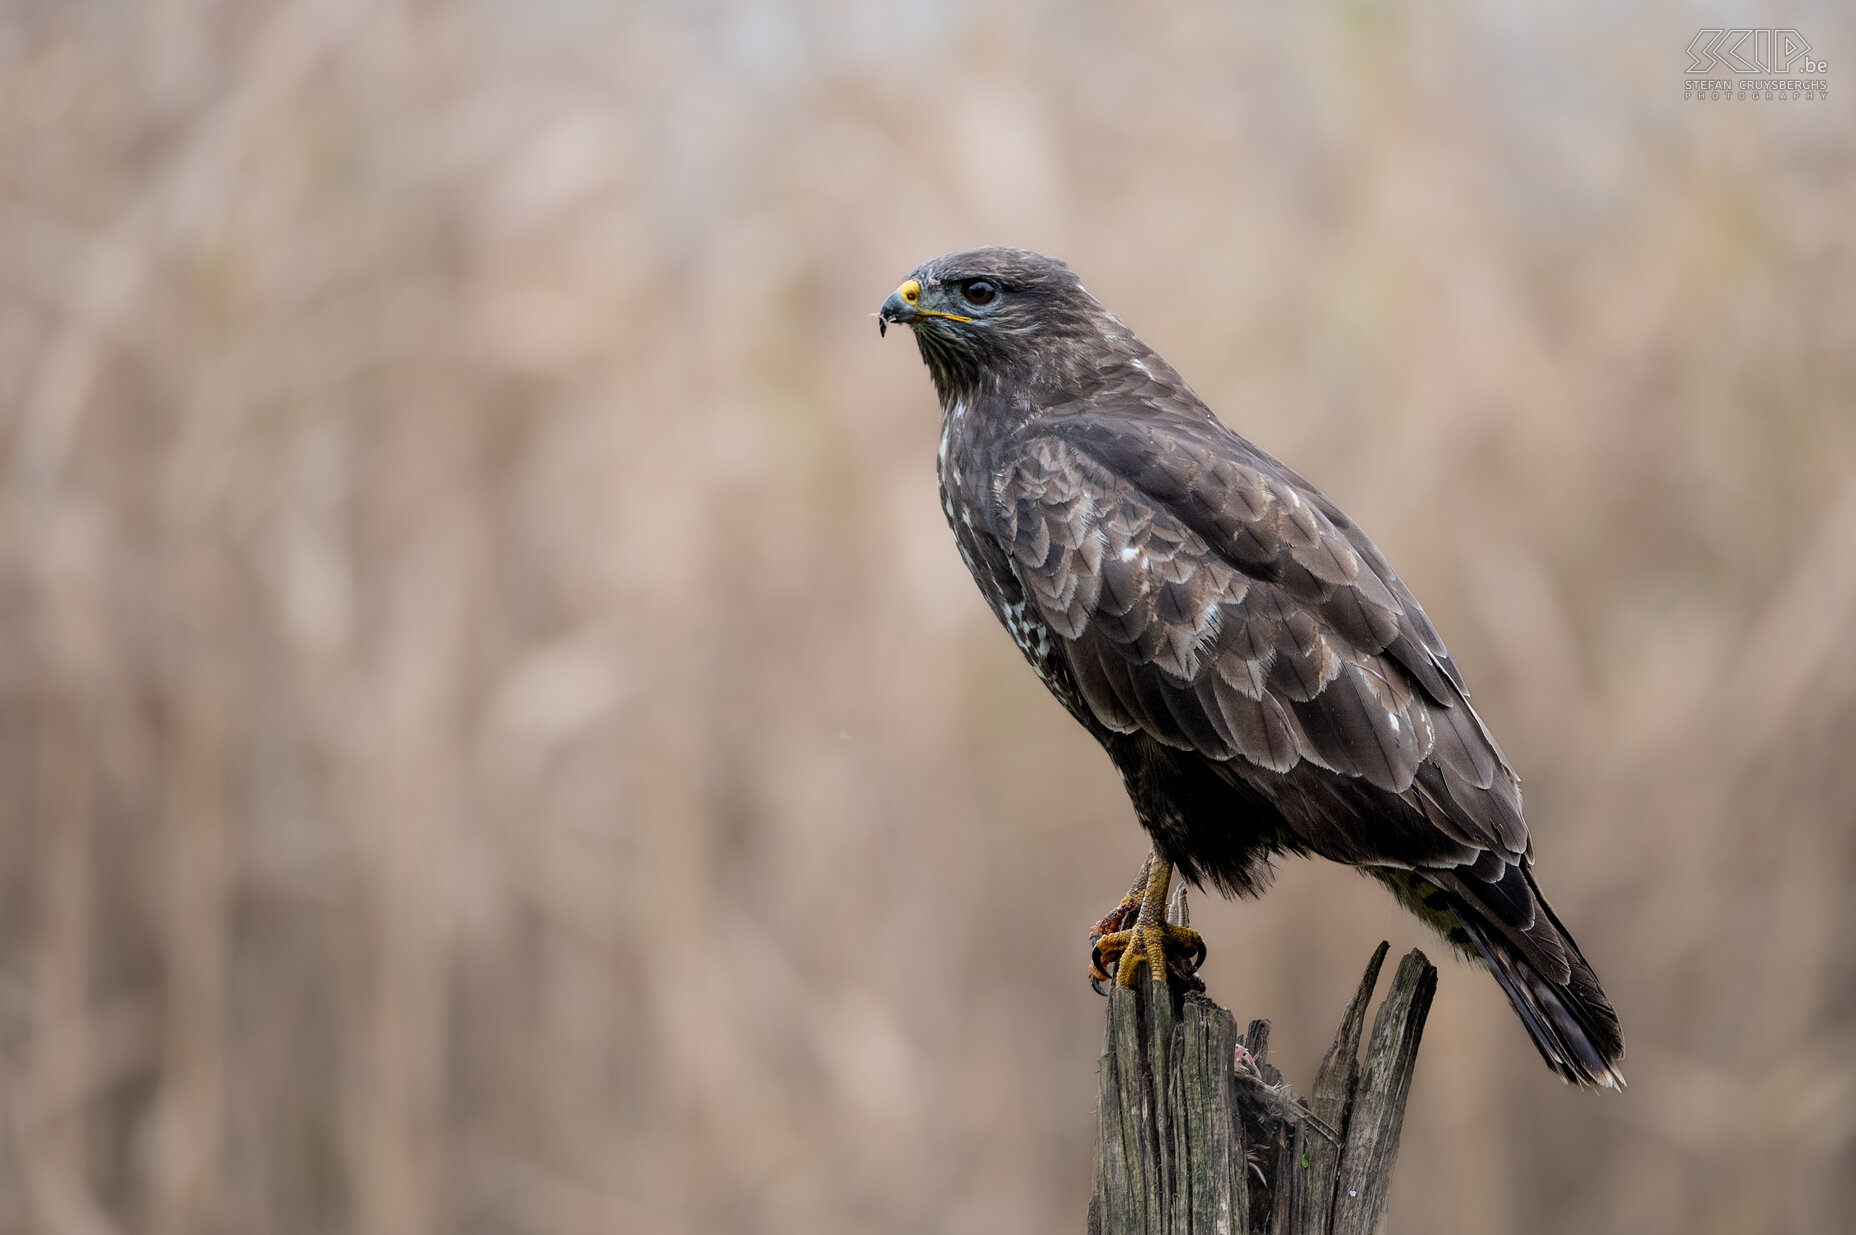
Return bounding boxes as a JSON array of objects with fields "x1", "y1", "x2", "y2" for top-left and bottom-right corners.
[{"x1": 2, "y1": 2, "x2": 1853, "y2": 1233}]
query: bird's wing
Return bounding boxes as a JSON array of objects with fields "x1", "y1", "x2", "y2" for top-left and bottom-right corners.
[{"x1": 991, "y1": 418, "x2": 1527, "y2": 864}]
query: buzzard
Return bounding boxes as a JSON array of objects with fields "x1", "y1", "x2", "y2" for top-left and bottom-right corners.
[{"x1": 879, "y1": 248, "x2": 1623, "y2": 1088}]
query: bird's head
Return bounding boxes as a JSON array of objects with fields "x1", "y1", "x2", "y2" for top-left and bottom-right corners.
[{"x1": 878, "y1": 247, "x2": 1111, "y2": 406}]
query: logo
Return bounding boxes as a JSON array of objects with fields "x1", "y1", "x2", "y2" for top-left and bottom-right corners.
[{"x1": 1685, "y1": 29, "x2": 1828, "y2": 100}]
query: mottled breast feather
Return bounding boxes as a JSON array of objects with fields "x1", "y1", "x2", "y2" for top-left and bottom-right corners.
[{"x1": 991, "y1": 415, "x2": 1529, "y2": 863}]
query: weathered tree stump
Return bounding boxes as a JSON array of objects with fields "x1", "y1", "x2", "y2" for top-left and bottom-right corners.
[{"x1": 1088, "y1": 942, "x2": 1437, "y2": 1235}]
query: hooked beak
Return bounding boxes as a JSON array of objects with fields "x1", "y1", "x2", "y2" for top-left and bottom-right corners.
[
  {"x1": 877, "y1": 278, "x2": 919, "y2": 337},
  {"x1": 877, "y1": 277, "x2": 971, "y2": 337}
]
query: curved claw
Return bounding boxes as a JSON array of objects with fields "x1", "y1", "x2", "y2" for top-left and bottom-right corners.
[
  {"x1": 1090, "y1": 922, "x2": 1207, "y2": 988},
  {"x1": 1089, "y1": 931, "x2": 1129, "y2": 994},
  {"x1": 1166, "y1": 930, "x2": 1209, "y2": 992},
  {"x1": 1086, "y1": 856, "x2": 1205, "y2": 992}
]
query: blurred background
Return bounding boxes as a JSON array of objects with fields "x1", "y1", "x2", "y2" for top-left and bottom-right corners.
[{"x1": 1, "y1": 2, "x2": 1853, "y2": 1232}]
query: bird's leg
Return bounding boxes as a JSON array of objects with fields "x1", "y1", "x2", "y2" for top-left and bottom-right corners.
[
  {"x1": 1088, "y1": 853, "x2": 1206, "y2": 990},
  {"x1": 1116, "y1": 856, "x2": 1177, "y2": 987}
]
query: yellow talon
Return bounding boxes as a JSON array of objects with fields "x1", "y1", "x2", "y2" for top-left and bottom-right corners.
[
  {"x1": 1087, "y1": 854, "x2": 1206, "y2": 989},
  {"x1": 1094, "y1": 923, "x2": 1206, "y2": 984}
]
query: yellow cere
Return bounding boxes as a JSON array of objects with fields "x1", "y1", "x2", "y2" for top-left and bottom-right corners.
[{"x1": 897, "y1": 277, "x2": 973, "y2": 324}]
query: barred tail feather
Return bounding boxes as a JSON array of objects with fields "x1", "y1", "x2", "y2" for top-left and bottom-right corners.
[
  {"x1": 1454, "y1": 897, "x2": 1626, "y2": 1090},
  {"x1": 1372, "y1": 863, "x2": 1625, "y2": 1088}
]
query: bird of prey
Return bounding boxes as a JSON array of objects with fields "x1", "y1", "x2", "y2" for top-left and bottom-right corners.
[{"x1": 878, "y1": 248, "x2": 1624, "y2": 1088}]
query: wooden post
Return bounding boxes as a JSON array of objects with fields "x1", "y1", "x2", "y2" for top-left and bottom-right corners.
[{"x1": 1088, "y1": 943, "x2": 1437, "y2": 1235}]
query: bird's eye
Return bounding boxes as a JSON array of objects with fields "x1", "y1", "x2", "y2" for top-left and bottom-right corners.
[{"x1": 960, "y1": 280, "x2": 998, "y2": 306}]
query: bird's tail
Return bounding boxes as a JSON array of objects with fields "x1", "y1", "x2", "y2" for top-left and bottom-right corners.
[{"x1": 1445, "y1": 869, "x2": 1626, "y2": 1090}]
